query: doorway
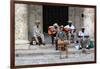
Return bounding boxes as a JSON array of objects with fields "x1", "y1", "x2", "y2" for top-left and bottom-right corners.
[{"x1": 43, "y1": 5, "x2": 68, "y2": 33}]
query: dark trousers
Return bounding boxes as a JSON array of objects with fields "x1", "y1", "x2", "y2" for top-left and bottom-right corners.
[
  {"x1": 55, "y1": 39, "x2": 58, "y2": 50},
  {"x1": 37, "y1": 36, "x2": 42, "y2": 45},
  {"x1": 51, "y1": 36, "x2": 54, "y2": 45},
  {"x1": 51, "y1": 34, "x2": 58, "y2": 50},
  {"x1": 30, "y1": 36, "x2": 42, "y2": 45}
]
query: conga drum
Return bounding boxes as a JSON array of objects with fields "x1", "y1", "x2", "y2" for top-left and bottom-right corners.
[
  {"x1": 58, "y1": 39, "x2": 66, "y2": 51},
  {"x1": 58, "y1": 39, "x2": 69, "y2": 58}
]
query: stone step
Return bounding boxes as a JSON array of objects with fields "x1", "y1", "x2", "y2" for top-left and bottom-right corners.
[
  {"x1": 15, "y1": 43, "x2": 78, "y2": 49},
  {"x1": 15, "y1": 47, "x2": 94, "y2": 56}
]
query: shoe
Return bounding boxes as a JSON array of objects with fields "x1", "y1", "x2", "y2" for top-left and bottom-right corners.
[
  {"x1": 86, "y1": 47, "x2": 90, "y2": 49},
  {"x1": 79, "y1": 47, "x2": 82, "y2": 50},
  {"x1": 38, "y1": 43, "x2": 41, "y2": 46},
  {"x1": 42, "y1": 43, "x2": 45, "y2": 45},
  {"x1": 82, "y1": 50, "x2": 86, "y2": 53},
  {"x1": 56, "y1": 48, "x2": 58, "y2": 50}
]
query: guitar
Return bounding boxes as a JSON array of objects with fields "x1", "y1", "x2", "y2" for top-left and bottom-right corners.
[{"x1": 48, "y1": 26, "x2": 57, "y2": 36}]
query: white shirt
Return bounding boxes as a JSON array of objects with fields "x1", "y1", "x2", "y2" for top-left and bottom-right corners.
[
  {"x1": 33, "y1": 26, "x2": 41, "y2": 37},
  {"x1": 64, "y1": 25, "x2": 75, "y2": 30},
  {"x1": 78, "y1": 31, "x2": 88, "y2": 37},
  {"x1": 78, "y1": 31, "x2": 89, "y2": 41}
]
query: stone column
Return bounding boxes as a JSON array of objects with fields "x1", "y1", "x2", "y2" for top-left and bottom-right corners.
[
  {"x1": 15, "y1": 4, "x2": 29, "y2": 49},
  {"x1": 83, "y1": 8, "x2": 94, "y2": 39}
]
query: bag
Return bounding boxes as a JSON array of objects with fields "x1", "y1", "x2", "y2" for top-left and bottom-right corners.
[{"x1": 89, "y1": 41, "x2": 94, "y2": 48}]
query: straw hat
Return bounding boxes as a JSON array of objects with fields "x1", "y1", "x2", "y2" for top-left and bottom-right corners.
[
  {"x1": 68, "y1": 20, "x2": 72, "y2": 23},
  {"x1": 53, "y1": 23, "x2": 58, "y2": 26},
  {"x1": 35, "y1": 20, "x2": 40, "y2": 24}
]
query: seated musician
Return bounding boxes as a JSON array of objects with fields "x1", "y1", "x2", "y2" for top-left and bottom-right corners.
[
  {"x1": 78, "y1": 27, "x2": 90, "y2": 53},
  {"x1": 32, "y1": 20, "x2": 45, "y2": 45},
  {"x1": 64, "y1": 20, "x2": 75, "y2": 41}
]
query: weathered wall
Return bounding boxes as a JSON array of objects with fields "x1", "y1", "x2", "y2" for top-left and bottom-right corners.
[
  {"x1": 83, "y1": 8, "x2": 94, "y2": 39},
  {"x1": 15, "y1": 4, "x2": 28, "y2": 41},
  {"x1": 28, "y1": 5, "x2": 43, "y2": 40},
  {"x1": 15, "y1": 4, "x2": 43, "y2": 41},
  {"x1": 15, "y1": 4, "x2": 43, "y2": 49},
  {"x1": 68, "y1": 7, "x2": 94, "y2": 39},
  {"x1": 68, "y1": 7, "x2": 84, "y2": 31}
]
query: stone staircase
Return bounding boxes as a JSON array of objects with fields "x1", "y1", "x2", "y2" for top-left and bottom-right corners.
[{"x1": 15, "y1": 44, "x2": 94, "y2": 56}]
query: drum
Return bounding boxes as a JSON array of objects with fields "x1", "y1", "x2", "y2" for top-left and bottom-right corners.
[
  {"x1": 58, "y1": 40, "x2": 66, "y2": 51},
  {"x1": 58, "y1": 39, "x2": 64, "y2": 45}
]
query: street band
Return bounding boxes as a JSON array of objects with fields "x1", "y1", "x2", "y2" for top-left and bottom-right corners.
[{"x1": 30, "y1": 20, "x2": 91, "y2": 58}]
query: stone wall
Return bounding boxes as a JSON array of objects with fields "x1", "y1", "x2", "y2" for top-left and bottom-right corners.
[
  {"x1": 15, "y1": 4, "x2": 28, "y2": 40},
  {"x1": 68, "y1": 7, "x2": 84, "y2": 31},
  {"x1": 15, "y1": 4, "x2": 43, "y2": 41},
  {"x1": 28, "y1": 5, "x2": 43, "y2": 40},
  {"x1": 68, "y1": 7, "x2": 94, "y2": 39},
  {"x1": 15, "y1": 4, "x2": 43, "y2": 49},
  {"x1": 83, "y1": 8, "x2": 94, "y2": 39}
]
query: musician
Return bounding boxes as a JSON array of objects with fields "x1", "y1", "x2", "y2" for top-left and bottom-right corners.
[
  {"x1": 33, "y1": 20, "x2": 45, "y2": 45},
  {"x1": 78, "y1": 27, "x2": 90, "y2": 53},
  {"x1": 64, "y1": 20, "x2": 75, "y2": 41},
  {"x1": 64, "y1": 20, "x2": 75, "y2": 32}
]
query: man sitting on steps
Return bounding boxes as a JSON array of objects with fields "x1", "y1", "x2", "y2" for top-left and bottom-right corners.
[{"x1": 31, "y1": 20, "x2": 45, "y2": 45}]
